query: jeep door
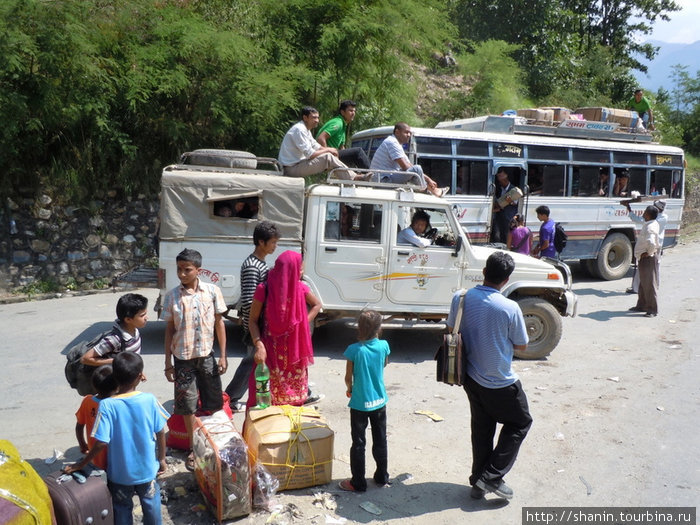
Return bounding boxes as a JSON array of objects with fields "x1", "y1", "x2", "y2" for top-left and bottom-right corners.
[
  {"x1": 386, "y1": 204, "x2": 462, "y2": 307},
  {"x1": 313, "y1": 199, "x2": 386, "y2": 304}
]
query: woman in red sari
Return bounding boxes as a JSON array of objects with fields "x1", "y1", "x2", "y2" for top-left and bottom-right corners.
[{"x1": 247, "y1": 250, "x2": 322, "y2": 406}]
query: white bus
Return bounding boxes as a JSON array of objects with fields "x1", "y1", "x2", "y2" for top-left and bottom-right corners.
[{"x1": 351, "y1": 116, "x2": 684, "y2": 280}]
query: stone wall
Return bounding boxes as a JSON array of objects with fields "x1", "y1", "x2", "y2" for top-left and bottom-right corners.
[{"x1": 0, "y1": 192, "x2": 159, "y2": 292}]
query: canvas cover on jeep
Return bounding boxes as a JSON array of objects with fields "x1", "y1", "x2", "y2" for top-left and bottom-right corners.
[{"x1": 159, "y1": 166, "x2": 305, "y2": 241}]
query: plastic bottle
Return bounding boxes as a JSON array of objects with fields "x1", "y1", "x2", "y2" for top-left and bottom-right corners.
[{"x1": 255, "y1": 362, "x2": 271, "y2": 409}]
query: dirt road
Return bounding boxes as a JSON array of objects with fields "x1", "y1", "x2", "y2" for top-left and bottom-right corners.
[{"x1": 1, "y1": 237, "x2": 698, "y2": 524}]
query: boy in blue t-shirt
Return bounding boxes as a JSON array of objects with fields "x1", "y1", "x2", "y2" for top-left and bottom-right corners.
[
  {"x1": 340, "y1": 310, "x2": 391, "y2": 492},
  {"x1": 65, "y1": 352, "x2": 169, "y2": 525}
]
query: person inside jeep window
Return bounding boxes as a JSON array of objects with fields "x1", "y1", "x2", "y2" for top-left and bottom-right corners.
[{"x1": 398, "y1": 210, "x2": 433, "y2": 248}]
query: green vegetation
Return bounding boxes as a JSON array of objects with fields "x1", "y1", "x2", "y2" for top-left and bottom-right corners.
[
  {"x1": 2, "y1": 0, "x2": 698, "y2": 203},
  {"x1": 17, "y1": 279, "x2": 60, "y2": 298}
]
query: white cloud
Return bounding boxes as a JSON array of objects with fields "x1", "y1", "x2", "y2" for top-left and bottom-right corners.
[{"x1": 649, "y1": 0, "x2": 700, "y2": 44}]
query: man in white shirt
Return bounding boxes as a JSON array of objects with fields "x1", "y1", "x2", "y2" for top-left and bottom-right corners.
[
  {"x1": 625, "y1": 199, "x2": 667, "y2": 294},
  {"x1": 278, "y1": 107, "x2": 356, "y2": 179},
  {"x1": 628, "y1": 205, "x2": 660, "y2": 317},
  {"x1": 370, "y1": 122, "x2": 447, "y2": 197}
]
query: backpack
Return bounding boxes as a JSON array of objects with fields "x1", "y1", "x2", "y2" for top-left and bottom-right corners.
[
  {"x1": 554, "y1": 222, "x2": 568, "y2": 253},
  {"x1": 64, "y1": 328, "x2": 124, "y2": 395}
]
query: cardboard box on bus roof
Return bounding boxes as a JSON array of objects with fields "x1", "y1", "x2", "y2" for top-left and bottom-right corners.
[
  {"x1": 541, "y1": 107, "x2": 571, "y2": 122},
  {"x1": 575, "y1": 107, "x2": 640, "y2": 129},
  {"x1": 516, "y1": 108, "x2": 554, "y2": 125},
  {"x1": 244, "y1": 405, "x2": 334, "y2": 491}
]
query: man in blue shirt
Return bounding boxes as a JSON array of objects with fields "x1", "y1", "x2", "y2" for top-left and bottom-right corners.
[
  {"x1": 532, "y1": 205, "x2": 557, "y2": 258},
  {"x1": 447, "y1": 252, "x2": 532, "y2": 500}
]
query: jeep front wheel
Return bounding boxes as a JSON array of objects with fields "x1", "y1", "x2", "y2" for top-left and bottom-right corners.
[{"x1": 515, "y1": 297, "x2": 562, "y2": 359}]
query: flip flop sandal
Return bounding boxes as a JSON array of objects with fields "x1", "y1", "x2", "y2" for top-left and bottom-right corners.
[{"x1": 185, "y1": 452, "x2": 195, "y2": 472}]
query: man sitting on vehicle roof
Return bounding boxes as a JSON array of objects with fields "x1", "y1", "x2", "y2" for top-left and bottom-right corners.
[
  {"x1": 370, "y1": 122, "x2": 448, "y2": 198},
  {"x1": 279, "y1": 106, "x2": 358, "y2": 180},
  {"x1": 316, "y1": 100, "x2": 371, "y2": 170}
]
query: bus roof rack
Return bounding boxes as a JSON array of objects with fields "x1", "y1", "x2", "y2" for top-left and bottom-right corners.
[
  {"x1": 325, "y1": 169, "x2": 426, "y2": 193},
  {"x1": 436, "y1": 115, "x2": 656, "y2": 144}
]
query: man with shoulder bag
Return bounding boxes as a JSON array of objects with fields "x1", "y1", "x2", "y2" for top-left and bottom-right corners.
[{"x1": 446, "y1": 251, "x2": 532, "y2": 501}]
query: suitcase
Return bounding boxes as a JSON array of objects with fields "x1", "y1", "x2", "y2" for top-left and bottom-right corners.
[{"x1": 44, "y1": 470, "x2": 114, "y2": 525}]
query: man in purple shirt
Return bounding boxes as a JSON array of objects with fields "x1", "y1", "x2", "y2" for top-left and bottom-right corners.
[{"x1": 531, "y1": 205, "x2": 556, "y2": 258}]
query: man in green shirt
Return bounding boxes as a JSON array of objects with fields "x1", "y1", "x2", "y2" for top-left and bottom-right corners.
[
  {"x1": 317, "y1": 100, "x2": 370, "y2": 169},
  {"x1": 627, "y1": 89, "x2": 654, "y2": 130}
]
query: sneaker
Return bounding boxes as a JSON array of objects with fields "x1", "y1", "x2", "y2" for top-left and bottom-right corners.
[
  {"x1": 628, "y1": 306, "x2": 644, "y2": 312},
  {"x1": 228, "y1": 400, "x2": 245, "y2": 412},
  {"x1": 625, "y1": 287, "x2": 637, "y2": 294},
  {"x1": 475, "y1": 478, "x2": 513, "y2": 500},
  {"x1": 470, "y1": 485, "x2": 486, "y2": 499},
  {"x1": 303, "y1": 393, "x2": 325, "y2": 405},
  {"x1": 437, "y1": 187, "x2": 450, "y2": 197},
  {"x1": 339, "y1": 479, "x2": 364, "y2": 492},
  {"x1": 374, "y1": 477, "x2": 392, "y2": 488},
  {"x1": 644, "y1": 312, "x2": 657, "y2": 317}
]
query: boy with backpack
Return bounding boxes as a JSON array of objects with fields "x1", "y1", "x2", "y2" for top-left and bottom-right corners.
[
  {"x1": 80, "y1": 293, "x2": 149, "y2": 367},
  {"x1": 532, "y1": 205, "x2": 566, "y2": 258},
  {"x1": 64, "y1": 352, "x2": 169, "y2": 525}
]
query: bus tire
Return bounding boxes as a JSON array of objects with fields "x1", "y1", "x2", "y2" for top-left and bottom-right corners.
[
  {"x1": 515, "y1": 297, "x2": 562, "y2": 359},
  {"x1": 595, "y1": 233, "x2": 632, "y2": 280},
  {"x1": 581, "y1": 259, "x2": 600, "y2": 278}
]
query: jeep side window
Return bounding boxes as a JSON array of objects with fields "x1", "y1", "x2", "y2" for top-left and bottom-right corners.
[
  {"x1": 212, "y1": 197, "x2": 259, "y2": 219},
  {"x1": 325, "y1": 201, "x2": 382, "y2": 242},
  {"x1": 397, "y1": 206, "x2": 457, "y2": 247}
]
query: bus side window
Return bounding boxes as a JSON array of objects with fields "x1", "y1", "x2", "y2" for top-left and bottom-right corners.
[
  {"x1": 628, "y1": 168, "x2": 646, "y2": 195},
  {"x1": 541, "y1": 165, "x2": 566, "y2": 196},
  {"x1": 458, "y1": 160, "x2": 489, "y2": 195},
  {"x1": 571, "y1": 166, "x2": 599, "y2": 196},
  {"x1": 419, "y1": 158, "x2": 452, "y2": 189},
  {"x1": 650, "y1": 169, "x2": 672, "y2": 196}
]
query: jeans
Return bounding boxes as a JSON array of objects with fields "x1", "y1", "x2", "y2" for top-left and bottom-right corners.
[
  {"x1": 339, "y1": 147, "x2": 371, "y2": 169},
  {"x1": 377, "y1": 164, "x2": 427, "y2": 189},
  {"x1": 108, "y1": 479, "x2": 161, "y2": 525},
  {"x1": 349, "y1": 406, "x2": 389, "y2": 491},
  {"x1": 463, "y1": 375, "x2": 532, "y2": 487}
]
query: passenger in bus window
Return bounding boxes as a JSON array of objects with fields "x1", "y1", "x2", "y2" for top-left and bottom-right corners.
[
  {"x1": 613, "y1": 170, "x2": 630, "y2": 197},
  {"x1": 491, "y1": 168, "x2": 521, "y2": 244},
  {"x1": 214, "y1": 202, "x2": 234, "y2": 217},
  {"x1": 598, "y1": 169, "x2": 610, "y2": 196}
]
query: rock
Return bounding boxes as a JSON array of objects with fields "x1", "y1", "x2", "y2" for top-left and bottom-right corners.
[
  {"x1": 84, "y1": 234, "x2": 101, "y2": 248},
  {"x1": 123, "y1": 235, "x2": 137, "y2": 244},
  {"x1": 12, "y1": 251, "x2": 31, "y2": 264},
  {"x1": 105, "y1": 234, "x2": 119, "y2": 245},
  {"x1": 36, "y1": 208, "x2": 51, "y2": 220},
  {"x1": 89, "y1": 216, "x2": 105, "y2": 228},
  {"x1": 39, "y1": 195, "x2": 52, "y2": 206},
  {"x1": 31, "y1": 239, "x2": 51, "y2": 253}
]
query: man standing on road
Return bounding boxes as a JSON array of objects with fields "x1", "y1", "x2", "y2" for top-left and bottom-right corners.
[
  {"x1": 447, "y1": 252, "x2": 532, "y2": 500},
  {"x1": 278, "y1": 106, "x2": 357, "y2": 179},
  {"x1": 531, "y1": 205, "x2": 556, "y2": 258},
  {"x1": 625, "y1": 199, "x2": 667, "y2": 295},
  {"x1": 629, "y1": 205, "x2": 661, "y2": 317},
  {"x1": 316, "y1": 100, "x2": 370, "y2": 170},
  {"x1": 370, "y1": 122, "x2": 448, "y2": 197}
]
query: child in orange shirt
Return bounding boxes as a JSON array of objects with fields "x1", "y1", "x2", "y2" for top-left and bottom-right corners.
[{"x1": 74, "y1": 365, "x2": 117, "y2": 469}]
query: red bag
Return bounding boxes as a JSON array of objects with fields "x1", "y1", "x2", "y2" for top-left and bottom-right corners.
[{"x1": 167, "y1": 393, "x2": 233, "y2": 450}]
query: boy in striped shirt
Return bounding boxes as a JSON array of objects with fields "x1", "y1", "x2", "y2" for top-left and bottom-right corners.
[{"x1": 225, "y1": 221, "x2": 279, "y2": 409}]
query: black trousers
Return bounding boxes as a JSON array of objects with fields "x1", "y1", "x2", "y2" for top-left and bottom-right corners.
[
  {"x1": 224, "y1": 343, "x2": 255, "y2": 403},
  {"x1": 349, "y1": 406, "x2": 389, "y2": 491},
  {"x1": 339, "y1": 148, "x2": 371, "y2": 170},
  {"x1": 463, "y1": 374, "x2": 532, "y2": 486}
]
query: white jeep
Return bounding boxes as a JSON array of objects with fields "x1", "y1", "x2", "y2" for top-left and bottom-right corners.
[{"x1": 157, "y1": 150, "x2": 577, "y2": 359}]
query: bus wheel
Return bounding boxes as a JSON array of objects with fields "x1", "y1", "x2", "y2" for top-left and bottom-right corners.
[
  {"x1": 580, "y1": 259, "x2": 599, "y2": 278},
  {"x1": 515, "y1": 297, "x2": 562, "y2": 359},
  {"x1": 595, "y1": 233, "x2": 632, "y2": 280}
]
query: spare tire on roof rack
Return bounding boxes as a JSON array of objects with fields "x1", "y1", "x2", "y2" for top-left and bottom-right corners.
[{"x1": 181, "y1": 149, "x2": 257, "y2": 169}]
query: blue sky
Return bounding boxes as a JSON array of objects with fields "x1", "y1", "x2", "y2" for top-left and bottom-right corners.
[{"x1": 649, "y1": 0, "x2": 700, "y2": 44}]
